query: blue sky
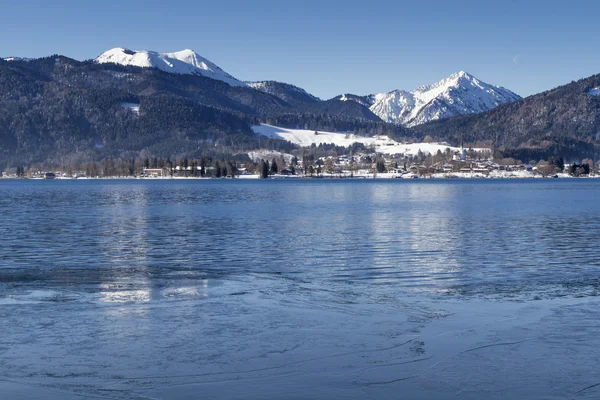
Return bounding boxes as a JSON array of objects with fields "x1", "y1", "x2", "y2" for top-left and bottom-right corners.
[{"x1": 2, "y1": 0, "x2": 599, "y2": 99}]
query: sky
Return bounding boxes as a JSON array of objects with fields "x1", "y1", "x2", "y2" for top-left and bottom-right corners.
[{"x1": 2, "y1": 0, "x2": 599, "y2": 99}]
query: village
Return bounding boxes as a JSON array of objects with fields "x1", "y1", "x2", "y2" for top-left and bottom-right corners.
[{"x1": 1, "y1": 146, "x2": 596, "y2": 179}]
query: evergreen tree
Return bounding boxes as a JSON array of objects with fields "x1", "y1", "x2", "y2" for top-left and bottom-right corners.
[
  {"x1": 200, "y1": 158, "x2": 206, "y2": 177},
  {"x1": 556, "y1": 157, "x2": 565, "y2": 172},
  {"x1": 271, "y1": 158, "x2": 278, "y2": 175},
  {"x1": 260, "y1": 160, "x2": 269, "y2": 179}
]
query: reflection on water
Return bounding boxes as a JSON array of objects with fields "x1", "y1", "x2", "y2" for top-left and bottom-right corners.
[
  {"x1": 1, "y1": 179, "x2": 600, "y2": 300},
  {"x1": 3, "y1": 180, "x2": 600, "y2": 399}
]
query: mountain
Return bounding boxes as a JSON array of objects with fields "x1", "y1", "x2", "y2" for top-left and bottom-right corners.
[
  {"x1": 334, "y1": 94, "x2": 375, "y2": 108},
  {"x1": 248, "y1": 82, "x2": 381, "y2": 121},
  {"x1": 247, "y1": 81, "x2": 320, "y2": 107},
  {"x1": 340, "y1": 71, "x2": 521, "y2": 127},
  {"x1": 414, "y1": 73, "x2": 600, "y2": 161},
  {"x1": 4, "y1": 47, "x2": 598, "y2": 166},
  {"x1": 0, "y1": 54, "x2": 410, "y2": 168},
  {"x1": 95, "y1": 48, "x2": 247, "y2": 87},
  {"x1": 299, "y1": 99, "x2": 382, "y2": 122}
]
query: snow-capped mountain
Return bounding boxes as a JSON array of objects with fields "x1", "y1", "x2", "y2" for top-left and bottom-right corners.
[
  {"x1": 95, "y1": 48, "x2": 247, "y2": 87},
  {"x1": 340, "y1": 71, "x2": 521, "y2": 127}
]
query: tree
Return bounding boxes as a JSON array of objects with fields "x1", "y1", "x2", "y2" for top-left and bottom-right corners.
[
  {"x1": 215, "y1": 161, "x2": 221, "y2": 178},
  {"x1": 424, "y1": 135, "x2": 433, "y2": 144},
  {"x1": 536, "y1": 162, "x2": 554, "y2": 177},
  {"x1": 325, "y1": 158, "x2": 335, "y2": 177},
  {"x1": 555, "y1": 157, "x2": 565, "y2": 172},
  {"x1": 260, "y1": 160, "x2": 269, "y2": 179},
  {"x1": 570, "y1": 163, "x2": 590, "y2": 176},
  {"x1": 270, "y1": 158, "x2": 278, "y2": 175},
  {"x1": 227, "y1": 161, "x2": 237, "y2": 178}
]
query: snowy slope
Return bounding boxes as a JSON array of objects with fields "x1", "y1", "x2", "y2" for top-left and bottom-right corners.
[
  {"x1": 589, "y1": 87, "x2": 600, "y2": 96},
  {"x1": 95, "y1": 48, "x2": 247, "y2": 87},
  {"x1": 341, "y1": 71, "x2": 520, "y2": 127},
  {"x1": 252, "y1": 124, "x2": 489, "y2": 156},
  {"x1": 3, "y1": 57, "x2": 32, "y2": 62}
]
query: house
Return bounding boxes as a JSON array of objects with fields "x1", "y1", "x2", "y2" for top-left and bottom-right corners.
[
  {"x1": 453, "y1": 148, "x2": 467, "y2": 161},
  {"x1": 143, "y1": 168, "x2": 165, "y2": 177}
]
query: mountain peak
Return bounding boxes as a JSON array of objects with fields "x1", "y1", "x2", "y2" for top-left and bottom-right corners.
[
  {"x1": 366, "y1": 72, "x2": 521, "y2": 127},
  {"x1": 95, "y1": 48, "x2": 247, "y2": 87},
  {"x1": 451, "y1": 70, "x2": 473, "y2": 79}
]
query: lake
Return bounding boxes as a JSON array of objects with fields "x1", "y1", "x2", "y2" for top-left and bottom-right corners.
[{"x1": 1, "y1": 179, "x2": 600, "y2": 399}]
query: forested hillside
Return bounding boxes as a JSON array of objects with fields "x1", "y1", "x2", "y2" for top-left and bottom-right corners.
[
  {"x1": 0, "y1": 56, "x2": 391, "y2": 168},
  {"x1": 2, "y1": 53, "x2": 600, "y2": 168},
  {"x1": 414, "y1": 74, "x2": 600, "y2": 161}
]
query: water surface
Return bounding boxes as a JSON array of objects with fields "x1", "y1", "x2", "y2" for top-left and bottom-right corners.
[{"x1": 1, "y1": 179, "x2": 600, "y2": 399}]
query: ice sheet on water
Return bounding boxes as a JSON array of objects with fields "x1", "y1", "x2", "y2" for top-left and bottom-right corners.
[{"x1": 0, "y1": 289, "x2": 82, "y2": 305}]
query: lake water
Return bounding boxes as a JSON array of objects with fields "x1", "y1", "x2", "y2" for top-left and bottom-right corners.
[{"x1": 1, "y1": 179, "x2": 600, "y2": 399}]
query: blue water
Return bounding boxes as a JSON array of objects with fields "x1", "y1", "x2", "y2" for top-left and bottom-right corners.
[
  {"x1": 2, "y1": 179, "x2": 600, "y2": 399},
  {"x1": 1, "y1": 179, "x2": 599, "y2": 294}
]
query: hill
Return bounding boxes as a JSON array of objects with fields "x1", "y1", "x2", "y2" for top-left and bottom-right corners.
[
  {"x1": 414, "y1": 74, "x2": 600, "y2": 161},
  {"x1": 0, "y1": 55, "x2": 409, "y2": 168}
]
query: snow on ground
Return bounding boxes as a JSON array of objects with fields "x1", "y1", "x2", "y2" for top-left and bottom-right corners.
[
  {"x1": 3, "y1": 57, "x2": 32, "y2": 62},
  {"x1": 247, "y1": 149, "x2": 295, "y2": 163},
  {"x1": 253, "y1": 124, "x2": 489, "y2": 156},
  {"x1": 588, "y1": 87, "x2": 600, "y2": 96},
  {"x1": 96, "y1": 48, "x2": 247, "y2": 87},
  {"x1": 121, "y1": 102, "x2": 140, "y2": 115}
]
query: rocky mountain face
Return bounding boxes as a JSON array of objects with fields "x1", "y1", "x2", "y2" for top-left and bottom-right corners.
[
  {"x1": 413, "y1": 74, "x2": 600, "y2": 161},
  {"x1": 338, "y1": 71, "x2": 521, "y2": 127}
]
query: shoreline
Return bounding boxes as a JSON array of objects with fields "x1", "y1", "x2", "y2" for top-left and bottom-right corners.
[{"x1": 0, "y1": 174, "x2": 593, "y2": 180}]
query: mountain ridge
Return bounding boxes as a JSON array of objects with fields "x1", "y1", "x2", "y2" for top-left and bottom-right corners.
[
  {"x1": 92, "y1": 48, "x2": 520, "y2": 127},
  {"x1": 2, "y1": 49, "x2": 598, "y2": 166},
  {"x1": 247, "y1": 81, "x2": 321, "y2": 107},
  {"x1": 95, "y1": 48, "x2": 247, "y2": 87},
  {"x1": 338, "y1": 71, "x2": 521, "y2": 127}
]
